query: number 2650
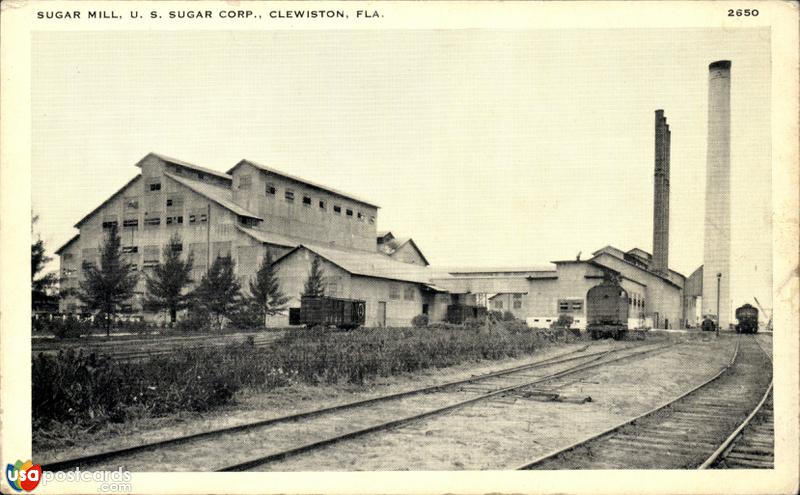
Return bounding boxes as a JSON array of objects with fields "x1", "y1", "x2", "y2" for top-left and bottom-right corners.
[{"x1": 728, "y1": 9, "x2": 758, "y2": 16}]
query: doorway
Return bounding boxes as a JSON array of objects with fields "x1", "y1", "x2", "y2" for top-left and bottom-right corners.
[{"x1": 377, "y1": 301, "x2": 386, "y2": 327}]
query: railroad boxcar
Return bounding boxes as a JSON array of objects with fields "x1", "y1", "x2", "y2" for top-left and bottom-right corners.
[
  {"x1": 735, "y1": 304, "x2": 759, "y2": 334},
  {"x1": 585, "y1": 279, "x2": 629, "y2": 340},
  {"x1": 297, "y1": 296, "x2": 366, "y2": 329},
  {"x1": 446, "y1": 304, "x2": 487, "y2": 324}
]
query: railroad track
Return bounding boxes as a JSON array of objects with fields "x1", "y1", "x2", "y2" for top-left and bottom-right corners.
[
  {"x1": 42, "y1": 339, "x2": 673, "y2": 472},
  {"x1": 518, "y1": 334, "x2": 773, "y2": 470},
  {"x1": 703, "y1": 333, "x2": 774, "y2": 469}
]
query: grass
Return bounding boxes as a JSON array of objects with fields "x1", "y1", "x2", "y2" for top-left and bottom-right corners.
[{"x1": 32, "y1": 321, "x2": 577, "y2": 447}]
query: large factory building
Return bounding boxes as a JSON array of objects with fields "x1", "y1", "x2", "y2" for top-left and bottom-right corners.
[
  {"x1": 57, "y1": 83, "x2": 715, "y2": 330},
  {"x1": 56, "y1": 152, "x2": 449, "y2": 326}
]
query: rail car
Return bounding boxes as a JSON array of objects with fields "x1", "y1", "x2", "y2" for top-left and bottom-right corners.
[
  {"x1": 290, "y1": 296, "x2": 366, "y2": 329},
  {"x1": 585, "y1": 279, "x2": 629, "y2": 340},
  {"x1": 735, "y1": 304, "x2": 759, "y2": 334}
]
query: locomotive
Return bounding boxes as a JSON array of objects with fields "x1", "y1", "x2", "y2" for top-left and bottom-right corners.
[
  {"x1": 585, "y1": 278, "x2": 629, "y2": 340},
  {"x1": 735, "y1": 304, "x2": 759, "y2": 334},
  {"x1": 290, "y1": 296, "x2": 367, "y2": 329}
]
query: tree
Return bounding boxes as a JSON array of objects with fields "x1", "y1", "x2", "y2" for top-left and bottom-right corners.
[
  {"x1": 248, "y1": 250, "x2": 289, "y2": 325},
  {"x1": 78, "y1": 226, "x2": 138, "y2": 336},
  {"x1": 302, "y1": 255, "x2": 326, "y2": 297},
  {"x1": 143, "y1": 233, "x2": 194, "y2": 323},
  {"x1": 192, "y1": 256, "x2": 241, "y2": 330},
  {"x1": 31, "y1": 214, "x2": 58, "y2": 311}
]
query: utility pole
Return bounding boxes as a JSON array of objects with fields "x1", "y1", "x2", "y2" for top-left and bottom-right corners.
[
  {"x1": 206, "y1": 203, "x2": 211, "y2": 273},
  {"x1": 716, "y1": 272, "x2": 721, "y2": 337}
]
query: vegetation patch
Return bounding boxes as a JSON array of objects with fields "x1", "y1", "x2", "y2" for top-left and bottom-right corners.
[{"x1": 33, "y1": 322, "x2": 576, "y2": 446}]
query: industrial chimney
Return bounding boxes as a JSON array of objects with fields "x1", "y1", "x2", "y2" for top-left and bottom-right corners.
[
  {"x1": 652, "y1": 109, "x2": 670, "y2": 275},
  {"x1": 702, "y1": 60, "x2": 732, "y2": 329}
]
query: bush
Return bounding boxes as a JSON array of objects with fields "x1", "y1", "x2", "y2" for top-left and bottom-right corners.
[
  {"x1": 33, "y1": 322, "x2": 579, "y2": 435},
  {"x1": 411, "y1": 314, "x2": 429, "y2": 328},
  {"x1": 175, "y1": 310, "x2": 212, "y2": 333},
  {"x1": 551, "y1": 314, "x2": 574, "y2": 330},
  {"x1": 502, "y1": 311, "x2": 516, "y2": 321}
]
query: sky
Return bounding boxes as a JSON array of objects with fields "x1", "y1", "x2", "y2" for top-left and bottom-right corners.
[{"x1": 31, "y1": 28, "x2": 772, "y2": 309}]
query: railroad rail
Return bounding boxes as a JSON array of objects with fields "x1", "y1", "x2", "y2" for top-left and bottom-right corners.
[
  {"x1": 216, "y1": 341, "x2": 675, "y2": 471},
  {"x1": 701, "y1": 334, "x2": 774, "y2": 469},
  {"x1": 42, "y1": 340, "x2": 672, "y2": 472},
  {"x1": 517, "y1": 335, "x2": 773, "y2": 470}
]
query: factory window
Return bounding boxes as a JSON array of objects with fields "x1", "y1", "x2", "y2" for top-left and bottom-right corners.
[
  {"x1": 62, "y1": 253, "x2": 74, "y2": 261},
  {"x1": 122, "y1": 246, "x2": 138, "y2": 254},
  {"x1": 123, "y1": 218, "x2": 139, "y2": 229},
  {"x1": 266, "y1": 183, "x2": 276, "y2": 195},
  {"x1": 404, "y1": 287, "x2": 415, "y2": 301},
  {"x1": 346, "y1": 208, "x2": 353, "y2": 217},
  {"x1": 285, "y1": 189, "x2": 294, "y2": 202},
  {"x1": 143, "y1": 246, "x2": 159, "y2": 265},
  {"x1": 357, "y1": 212, "x2": 365, "y2": 221},
  {"x1": 166, "y1": 215, "x2": 184, "y2": 225},
  {"x1": 513, "y1": 294, "x2": 522, "y2": 300},
  {"x1": 494, "y1": 300, "x2": 504, "y2": 309},
  {"x1": 238, "y1": 175, "x2": 252, "y2": 190},
  {"x1": 144, "y1": 216, "x2": 161, "y2": 227},
  {"x1": 369, "y1": 216, "x2": 375, "y2": 224},
  {"x1": 102, "y1": 215, "x2": 118, "y2": 229},
  {"x1": 303, "y1": 196, "x2": 312, "y2": 206},
  {"x1": 389, "y1": 284, "x2": 400, "y2": 300},
  {"x1": 571, "y1": 301, "x2": 583, "y2": 311},
  {"x1": 166, "y1": 195, "x2": 184, "y2": 208},
  {"x1": 514, "y1": 300, "x2": 523, "y2": 309},
  {"x1": 124, "y1": 197, "x2": 139, "y2": 210},
  {"x1": 319, "y1": 200, "x2": 326, "y2": 210},
  {"x1": 149, "y1": 182, "x2": 161, "y2": 192},
  {"x1": 559, "y1": 301, "x2": 570, "y2": 312},
  {"x1": 333, "y1": 205, "x2": 342, "y2": 215}
]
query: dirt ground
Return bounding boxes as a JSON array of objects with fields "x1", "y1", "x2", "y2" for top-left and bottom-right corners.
[
  {"x1": 254, "y1": 333, "x2": 737, "y2": 470},
  {"x1": 36, "y1": 337, "x2": 600, "y2": 463}
]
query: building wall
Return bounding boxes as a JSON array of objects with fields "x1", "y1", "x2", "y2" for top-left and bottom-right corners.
[
  {"x1": 592, "y1": 253, "x2": 684, "y2": 328},
  {"x1": 270, "y1": 248, "x2": 444, "y2": 328},
  {"x1": 489, "y1": 293, "x2": 528, "y2": 319},
  {"x1": 59, "y1": 163, "x2": 261, "y2": 316},
  {"x1": 231, "y1": 162, "x2": 378, "y2": 252},
  {"x1": 390, "y1": 242, "x2": 427, "y2": 266}
]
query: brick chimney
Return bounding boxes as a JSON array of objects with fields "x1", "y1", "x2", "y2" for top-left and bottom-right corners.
[{"x1": 652, "y1": 109, "x2": 670, "y2": 275}]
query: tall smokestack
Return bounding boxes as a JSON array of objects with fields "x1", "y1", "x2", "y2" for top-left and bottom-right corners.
[
  {"x1": 652, "y1": 109, "x2": 670, "y2": 275},
  {"x1": 702, "y1": 60, "x2": 732, "y2": 328}
]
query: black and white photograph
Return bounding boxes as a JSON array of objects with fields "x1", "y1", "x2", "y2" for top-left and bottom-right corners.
[{"x1": 1, "y1": 1, "x2": 798, "y2": 494}]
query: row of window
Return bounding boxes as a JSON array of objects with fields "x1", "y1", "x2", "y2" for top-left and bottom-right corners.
[
  {"x1": 389, "y1": 285, "x2": 416, "y2": 301},
  {"x1": 558, "y1": 299, "x2": 584, "y2": 312},
  {"x1": 255, "y1": 177, "x2": 375, "y2": 224},
  {"x1": 125, "y1": 195, "x2": 186, "y2": 211},
  {"x1": 103, "y1": 212, "x2": 208, "y2": 230},
  {"x1": 493, "y1": 299, "x2": 524, "y2": 310}
]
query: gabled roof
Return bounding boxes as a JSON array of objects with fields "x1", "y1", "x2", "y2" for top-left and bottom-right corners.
[
  {"x1": 228, "y1": 159, "x2": 380, "y2": 209},
  {"x1": 273, "y1": 243, "x2": 436, "y2": 285},
  {"x1": 75, "y1": 175, "x2": 142, "y2": 227},
  {"x1": 55, "y1": 234, "x2": 80, "y2": 255},
  {"x1": 235, "y1": 225, "x2": 302, "y2": 249},
  {"x1": 164, "y1": 173, "x2": 262, "y2": 220},
  {"x1": 136, "y1": 152, "x2": 231, "y2": 182},
  {"x1": 377, "y1": 235, "x2": 430, "y2": 266}
]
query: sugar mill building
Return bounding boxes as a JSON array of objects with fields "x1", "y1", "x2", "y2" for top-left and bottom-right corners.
[
  {"x1": 57, "y1": 102, "x2": 706, "y2": 329},
  {"x1": 56, "y1": 152, "x2": 449, "y2": 326}
]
